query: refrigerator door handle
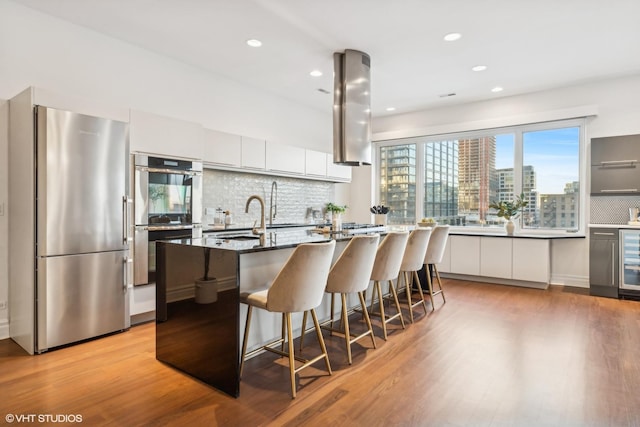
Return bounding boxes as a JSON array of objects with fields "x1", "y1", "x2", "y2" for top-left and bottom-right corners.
[
  {"x1": 124, "y1": 256, "x2": 133, "y2": 292},
  {"x1": 122, "y1": 196, "x2": 134, "y2": 245}
]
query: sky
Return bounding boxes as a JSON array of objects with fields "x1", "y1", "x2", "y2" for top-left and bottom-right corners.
[{"x1": 495, "y1": 127, "x2": 580, "y2": 194}]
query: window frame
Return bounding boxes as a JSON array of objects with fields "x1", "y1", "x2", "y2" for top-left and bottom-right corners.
[{"x1": 374, "y1": 118, "x2": 586, "y2": 236}]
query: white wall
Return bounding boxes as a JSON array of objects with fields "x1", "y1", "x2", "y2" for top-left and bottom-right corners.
[
  {"x1": 368, "y1": 74, "x2": 640, "y2": 288},
  {"x1": 0, "y1": 1, "x2": 335, "y2": 339},
  {"x1": 0, "y1": 99, "x2": 8, "y2": 338}
]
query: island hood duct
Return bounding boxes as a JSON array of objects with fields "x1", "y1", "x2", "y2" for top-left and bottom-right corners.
[{"x1": 333, "y1": 49, "x2": 372, "y2": 166}]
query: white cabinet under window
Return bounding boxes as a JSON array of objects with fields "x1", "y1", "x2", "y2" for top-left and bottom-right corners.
[
  {"x1": 512, "y1": 239, "x2": 550, "y2": 283},
  {"x1": 449, "y1": 236, "x2": 480, "y2": 275},
  {"x1": 480, "y1": 237, "x2": 512, "y2": 279},
  {"x1": 444, "y1": 234, "x2": 551, "y2": 287},
  {"x1": 266, "y1": 142, "x2": 305, "y2": 175},
  {"x1": 241, "y1": 136, "x2": 266, "y2": 170},
  {"x1": 203, "y1": 129, "x2": 241, "y2": 167}
]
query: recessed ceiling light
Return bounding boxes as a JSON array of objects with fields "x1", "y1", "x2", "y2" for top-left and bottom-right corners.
[
  {"x1": 246, "y1": 39, "x2": 262, "y2": 48},
  {"x1": 443, "y1": 33, "x2": 462, "y2": 42},
  {"x1": 472, "y1": 65, "x2": 487, "y2": 72},
  {"x1": 309, "y1": 70, "x2": 323, "y2": 77},
  {"x1": 386, "y1": 107, "x2": 396, "y2": 112},
  {"x1": 491, "y1": 86, "x2": 504, "y2": 93}
]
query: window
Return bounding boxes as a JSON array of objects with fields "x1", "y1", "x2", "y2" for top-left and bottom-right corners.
[{"x1": 376, "y1": 119, "x2": 583, "y2": 232}]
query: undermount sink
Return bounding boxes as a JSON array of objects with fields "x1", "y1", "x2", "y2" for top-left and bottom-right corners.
[{"x1": 215, "y1": 233, "x2": 261, "y2": 240}]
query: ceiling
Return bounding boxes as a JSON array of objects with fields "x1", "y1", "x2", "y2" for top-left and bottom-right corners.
[{"x1": 12, "y1": 0, "x2": 640, "y2": 117}]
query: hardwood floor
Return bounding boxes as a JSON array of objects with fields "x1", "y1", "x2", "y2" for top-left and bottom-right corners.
[{"x1": 2, "y1": 279, "x2": 640, "y2": 426}]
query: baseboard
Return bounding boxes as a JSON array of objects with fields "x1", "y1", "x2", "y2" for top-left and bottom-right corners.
[
  {"x1": 549, "y1": 274, "x2": 589, "y2": 289},
  {"x1": 0, "y1": 318, "x2": 9, "y2": 340}
]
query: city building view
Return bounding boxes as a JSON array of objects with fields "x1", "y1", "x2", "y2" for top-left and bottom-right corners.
[{"x1": 380, "y1": 138, "x2": 579, "y2": 229}]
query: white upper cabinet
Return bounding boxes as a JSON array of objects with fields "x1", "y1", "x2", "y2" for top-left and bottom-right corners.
[
  {"x1": 305, "y1": 149, "x2": 327, "y2": 177},
  {"x1": 266, "y1": 141, "x2": 305, "y2": 175},
  {"x1": 241, "y1": 136, "x2": 266, "y2": 170},
  {"x1": 326, "y1": 156, "x2": 352, "y2": 181},
  {"x1": 203, "y1": 129, "x2": 241, "y2": 167},
  {"x1": 130, "y1": 110, "x2": 203, "y2": 159}
]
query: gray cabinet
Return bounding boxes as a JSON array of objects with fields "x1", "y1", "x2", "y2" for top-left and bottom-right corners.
[
  {"x1": 591, "y1": 134, "x2": 640, "y2": 195},
  {"x1": 589, "y1": 228, "x2": 619, "y2": 298}
]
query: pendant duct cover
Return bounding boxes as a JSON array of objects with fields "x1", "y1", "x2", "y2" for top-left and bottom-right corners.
[{"x1": 333, "y1": 49, "x2": 372, "y2": 166}]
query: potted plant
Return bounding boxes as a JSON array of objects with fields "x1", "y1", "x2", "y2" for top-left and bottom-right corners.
[
  {"x1": 326, "y1": 202, "x2": 347, "y2": 231},
  {"x1": 489, "y1": 193, "x2": 528, "y2": 235}
]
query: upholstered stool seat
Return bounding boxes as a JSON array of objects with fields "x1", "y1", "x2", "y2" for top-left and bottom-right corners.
[
  {"x1": 367, "y1": 231, "x2": 409, "y2": 340},
  {"x1": 300, "y1": 234, "x2": 380, "y2": 364},
  {"x1": 239, "y1": 240, "x2": 336, "y2": 399},
  {"x1": 397, "y1": 227, "x2": 432, "y2": 322},
  {"x1": 424, "y1": 225, "x2": 449, "y2": 310}
]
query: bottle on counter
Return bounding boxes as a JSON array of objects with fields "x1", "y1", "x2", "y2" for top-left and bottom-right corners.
[{"x1": 224, "y1": 210, "x2": 232, "y2": 226}]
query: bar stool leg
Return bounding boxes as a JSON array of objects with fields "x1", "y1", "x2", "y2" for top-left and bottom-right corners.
[
  {"x1": 403, "y1": 271, "x2": 414, "y2": 323},
  {"x1": 375, "y1": 280, "x2": 388, "y2": 340},
  {"x1": 340, "y1": 293, "x2": 352, "y2": 364},
  {"x1": 240, "y1": 305, "x2": 253, "y2": 378},
  {"x1": 425, "y1": 266, "x2": 436, "y2": 311},
  {"x1": 299, "y1": 311, "x2": 308, "y2": 352},
  {"x1": 434, "y1": 265, "x2": 447, "y2": 303},
  {"x1": 286, "y1": 312, "x2": 296, "y2": 399},
  {"x1": 311, "y1": 308, "x2": 332, "y2": 375},
  {"x1": 358, "y1": 291, "x2": 377, "y2": 349},
  {"x1": 388, "y1": 279, "x2": 405, "y2": 329},
  {"x1": 413, "y1": 270, "x2": 428, "y2": 314}
]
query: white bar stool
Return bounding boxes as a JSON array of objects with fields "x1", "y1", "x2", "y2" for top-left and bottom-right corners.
[
  {"x1": 239, "y1": 240, "x2": 336, "y2": 399},
  {"x1": 398, "y1": 227, "x2": 432, "y2": 323},
  {"x1": 424, "y1": 225, "x2": 449, "y2": 310},
  {"x1": 368, "y1": 231, "x2": 409, "y2": 340},
  {"x1": 300, "y1": 234, "x2": 380, "y2": 365}
]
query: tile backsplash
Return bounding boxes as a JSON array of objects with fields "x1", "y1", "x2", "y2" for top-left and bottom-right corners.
[
  {"x1": 590, "y1": 195, "x2": 640, "y2": 224},
  {"x1": 202, "y1": 169, "x2": 334, "y2": 227}
]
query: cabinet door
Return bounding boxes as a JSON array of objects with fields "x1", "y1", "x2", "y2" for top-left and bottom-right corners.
[
  {"x1": 436, "y1": 236, "x2": 452, "y2": 273},
  {"x1": 203, "y1": 129, "x2": 241, "y2": 167},
  {"x1": 450, "y1": 236, "x2": 480, "y2": 275},
  {"x1": 266, "y1": 142, "x2": 305, "y2": 175},
  {"x1": 512, "y1": 239, "x2": 550, "y2": 283},
  {"x1": 130, "y1": 110, "x2": 203, "y2": 159},
  {"x1": 305, "y1": 150, "x2": 327, "y2": 177},
  {"x1": 241, "y1": 136, "x2": 265, "y2": 170},
  {"x1": 591, "y1": 135, "x2": 640, "y2": 195},
  {"x1": 480, "y1": 237, "x2": 512, "y2": 279},
  {"x1": 326, "y1": 157, "x2": 352, "y2": 181}
]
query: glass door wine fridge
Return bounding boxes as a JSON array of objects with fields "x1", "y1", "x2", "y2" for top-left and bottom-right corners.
[{"x1": 620, "y1": 229, "x2": 640, "y2": 297}]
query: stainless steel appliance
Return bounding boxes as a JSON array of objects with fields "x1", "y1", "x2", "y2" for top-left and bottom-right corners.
[
  {"x1": 589, "y1": 228, "x2": 619, "y2": 298},
  {"x1": 620, "y1": 229, "x2": 640, "y2": 298},
  {"x1": 9, "y1": 103, "x2": 131, "y2": 354},
  {"x1": 133, "y1": 154, "x2": 202, "y2": 287},
  {"x1": 333, "y1": 49, "x2": 372, "y2": 166}
]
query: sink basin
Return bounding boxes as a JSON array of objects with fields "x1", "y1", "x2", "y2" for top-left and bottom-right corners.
[{"x1": 215, "y1": 233, "x2": 261, "y2": 240}]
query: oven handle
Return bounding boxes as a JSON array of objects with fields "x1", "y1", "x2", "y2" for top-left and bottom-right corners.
[
  {"x1": 147, "y1": 224, "x2": 195, "y2": 231},
  {"x1": 135, "y1": 165, "x2": 202, "y2": 176}
]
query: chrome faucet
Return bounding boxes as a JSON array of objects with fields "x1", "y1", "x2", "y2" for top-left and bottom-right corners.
[
  {"x1": 269, "y1": 181, "x2": 278, "y2": 227},
  {"x1": 245, "y1": 194, "x2": 266, "y2": 235}
]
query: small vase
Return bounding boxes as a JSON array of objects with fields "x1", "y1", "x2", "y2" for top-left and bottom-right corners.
[
  {"x1": 505, "y1": 219, "x2": 515, "y2": 235},
  {"x1": 374, "y1": 214, "x2": 387, "y2": 226},
  {"x1": 332, "y1": 213, "x2": 342, "y2": 231}
]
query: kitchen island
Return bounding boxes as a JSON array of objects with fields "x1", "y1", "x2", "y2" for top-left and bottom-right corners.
[{"x1": 155, "y1": 228, "x2": 380, "y2": 397}]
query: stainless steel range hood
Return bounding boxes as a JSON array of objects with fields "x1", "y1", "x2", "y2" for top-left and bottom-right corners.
[{"x1": 333, "y1": 49, "x2": 372, "y2": 166}]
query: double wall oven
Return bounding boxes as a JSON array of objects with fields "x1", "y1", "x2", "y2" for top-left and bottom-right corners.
[{"x1": 133, "y1": 154, "x2": 202, "y2": 287}]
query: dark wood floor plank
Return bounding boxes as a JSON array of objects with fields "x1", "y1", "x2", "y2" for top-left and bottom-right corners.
[{"x1": 2, "y1": 279, "x2": 640, "y2": 426}]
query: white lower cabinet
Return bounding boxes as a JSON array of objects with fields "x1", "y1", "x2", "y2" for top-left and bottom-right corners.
[
  {"x1": 480, "y1": 237, "x2": 512, "y2": 279},
  {"x1": 445, "y1": 235, "x2": 551, "y2": 286},
  {"x1": 512, "y1": 239, "x2": 550, "y2": 283},
  {"x1": 450, "y1": 236, "x2": 480, "y2": 275}
]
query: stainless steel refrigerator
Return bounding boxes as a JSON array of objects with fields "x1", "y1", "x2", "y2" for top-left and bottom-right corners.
[{"x1": 9, "y1": 94, "x2": 131, "y2": 354}]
